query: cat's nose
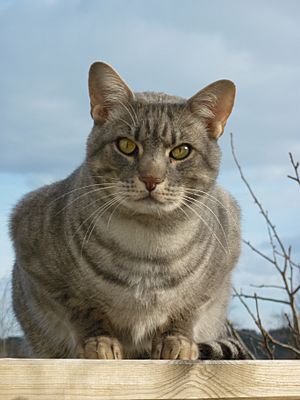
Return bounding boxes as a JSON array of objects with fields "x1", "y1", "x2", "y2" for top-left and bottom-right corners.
[{"x1": 138, "y1": 175, "x2": 163, "y2": 192}]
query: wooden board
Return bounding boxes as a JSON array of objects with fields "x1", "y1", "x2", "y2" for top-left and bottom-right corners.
[{"x1": 0, "y1": 359, "x2": 300, "y2": 399}]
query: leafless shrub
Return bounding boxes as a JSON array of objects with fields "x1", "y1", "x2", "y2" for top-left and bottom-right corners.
[{"x1": 230, "y1": 133, "x2": 300, "y2": 359}]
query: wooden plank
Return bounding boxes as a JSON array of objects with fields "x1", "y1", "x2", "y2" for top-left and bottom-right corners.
[{"x1": 0, "y1": 359, "x2": 299, "y2": 400}]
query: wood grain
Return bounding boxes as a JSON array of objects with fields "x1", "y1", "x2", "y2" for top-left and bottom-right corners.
[{"x1": 0, "y1": 359, "x2": 299, "y2": 400}]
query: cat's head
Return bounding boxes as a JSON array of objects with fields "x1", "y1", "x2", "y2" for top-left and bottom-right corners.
[{"x1": 85, "y1": 62, "x2": 235, "y2": 216}]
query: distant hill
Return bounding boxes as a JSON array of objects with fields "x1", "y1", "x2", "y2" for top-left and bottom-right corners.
[
  {"x1": 239, "y1": 328, "x2": 298, "y2": 359},
  {"x1": 0, "y1": 336, "x2": 26, "y2": 358},
  {"x1": 0, "y1": 275, "x2": 22, "y2": 339}
]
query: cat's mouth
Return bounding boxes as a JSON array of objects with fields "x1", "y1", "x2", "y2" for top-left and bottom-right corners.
[
  {"x1": 123, "y1": 191, "x2": 179, "y2": 215},
  {"x1": 135, "y1": 194, "x2": 163, "y2": 204}
]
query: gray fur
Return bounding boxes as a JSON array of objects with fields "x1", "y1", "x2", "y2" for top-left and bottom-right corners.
[{"x1": 10, "y1": 62, "x2": 244, "y2": 359}]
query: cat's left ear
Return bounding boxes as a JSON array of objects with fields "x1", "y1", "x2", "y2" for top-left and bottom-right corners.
[
  {"x1": 88, "y1": 62, "x2": 135, "y2": 124},
  {"x1": 187, "y1": 80, "x2": 236, "y2": 139}
]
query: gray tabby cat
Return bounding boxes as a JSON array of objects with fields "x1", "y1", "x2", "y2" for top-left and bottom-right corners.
[{"x1": 10, "y1": 62, "x2": 246, "y2": 360}]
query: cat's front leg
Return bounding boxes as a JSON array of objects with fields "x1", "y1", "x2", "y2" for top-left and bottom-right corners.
[
  {"x1": 151, "y1": 335, "x2": 248, "y2": 360},
  {"x1": 75, "y1": 336, "x2": 123, "y2": 359},
  {"x1": 152, "y1": 332, "x2": 199, "y2": 360},
  {"x1": 152, "y1": 318, "x2": 199, "y2": 360},
  {"x1": 70, "y1": 305, "x2": 124, "y2": 360}
]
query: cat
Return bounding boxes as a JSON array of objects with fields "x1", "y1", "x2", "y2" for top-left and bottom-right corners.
[{"x1": 10, "y1": 61, "x2": 247, "y2": 360}]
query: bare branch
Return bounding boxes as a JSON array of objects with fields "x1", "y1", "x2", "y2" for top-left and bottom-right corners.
[
  {"x1": 266, "y1": 330, "x2": 300, "y2": 356},
  {"x1": 292, "y1": 284, "x2": 300, "y2": 296},
  {"x1": 231, "y1": 135, "x2": 300, "y2": 351},
  {"x1": 250, "y1": 284, "x2": 285, "y2": 290},
  {"x1": 243, "y1": 240, "x2": 276, "y2": 265},
  {"x1": 274, "y1": 250, "x2": 300, "y2": 270},
  {"x1": 230, "y1": 133, "x2": 289, "y2": 260},
  {"x1": 287, "y1": 152, "x2": 300, "y2": 186},
  {"x1": 234, "y1": 293, "x2": 290, "y2": 305},
  {"x1": 226, "y1": 320, "x2": 255, "y2": 360},
  {"x1": 233, "y1": 289, "x2": 274, "y2": 359},
  {"x1": 254, "y1": 294, "x2": 275, "y2": 358}
]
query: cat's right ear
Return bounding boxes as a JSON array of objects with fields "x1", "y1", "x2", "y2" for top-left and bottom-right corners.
[
  {"x1": 187, "y1": 80, "x2": 236, "y2": 140},
  {"x1": 88, "y1": 62, "x2": 134, "y2": 124}
]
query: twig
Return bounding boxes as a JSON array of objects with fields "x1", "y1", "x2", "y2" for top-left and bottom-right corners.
[
  {"x1": 233, "y1": 289, "x2": 274, "y2": 359},
  {"x1": 234, "y1": 293, "x2": 290, "y2": 305},
  {"x1": 226, "y1": 320, "x2": 255, "y2": 359},
  {"x1": 287, "y1": 152, "x2": 300, "y2": 185},
  {"x1": 253, "y1": 294, "x2": 275, "y2": 359},
  {"x1": 249, "y1": 284, "x2": 285, "y2": 290},
  {"x1": 243, "y1": 240, "x2": 276, "y2": 266},
  {"x1": 231, "y1": 134, "x2": 300, "y2": 349},
  {"x1": 231, "y1": 133, "x2": 289, "y2": 261},
  {"x1": 234, "y1": 289, "x2": 300, "y2": 357},
  {"x1": 274, "y1": 250, "x2": 300, "y2": 270}
]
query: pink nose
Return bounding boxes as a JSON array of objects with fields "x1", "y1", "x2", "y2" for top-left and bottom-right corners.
[{"x1": 138, "y1": 175, "x2": 163, "y2": 192}]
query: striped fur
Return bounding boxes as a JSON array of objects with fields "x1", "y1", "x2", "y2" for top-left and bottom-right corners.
[
  {"x1": 198, "y1": 339, "x2": 248, "y2": 360},
  {"x1": 10, "y1": 62, "x2": 242, "y2": 359}
]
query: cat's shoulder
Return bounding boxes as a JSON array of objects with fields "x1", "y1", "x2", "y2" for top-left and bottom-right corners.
[{"x1": 9, "y1": 168, "x2": 80, "y2": 235}]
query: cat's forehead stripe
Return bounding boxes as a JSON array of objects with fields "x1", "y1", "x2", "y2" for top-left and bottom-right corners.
[{"x1": 131, "y1": 102, "x2": 179, "y2": 146}]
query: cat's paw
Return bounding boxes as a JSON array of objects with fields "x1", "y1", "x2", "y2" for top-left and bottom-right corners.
[
  {"x1": 151, "y1": 334, "x2": 199, "y2": 360},
  {"x1": 198, "y1": 339, "x2": 249, "y2": 360},
  {"x1": 75, "y1": 336, "x2": 123, "y2": 359}
]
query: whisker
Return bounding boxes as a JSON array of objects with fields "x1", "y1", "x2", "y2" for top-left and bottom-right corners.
[
  {"x1": 49, "y1": 181, "x2": 119, "y2": 207},
  {"x1": 67, "y1": 193, "x2": 122, "y2": 248},
  {"x1": 89, "y1": 175, "x2": 119, "y2": 181},
  {"x1": 184, "y1": 187, "x2": 240, "y2": 228},
  {"x1": 107, "y1": 196, "x2": 127, "y2": 229},
  {"x1": 76, "y1": 190, "x2": 125, "y2": 216},
  {"x1": 181, "y1": 199, "x2": 228, "y2": 256},
  {"x1": 177, "y1": 204, "x2": 191, "y2": 222},
  {"x1": 182, "y1": 194, "x2": 230, "y2": 253},
  {"x1": 80, "y1": 195, "x2": 123, "y2": 258},
  {"x1": 55, "y1": 185, "x2": 119, "y2": 216},
  {"x1": 116, "y1": 100, "x2": 137, "y2": 127},
  {"x1": 81, "y1": 191, "x2": 128, "y2": 257},
  {"x1": 116, "y1": 117, "x2": 133, "y2": 130},
  {"x1": 127, "y1": 102, "x2": 139, "y2": 125}
]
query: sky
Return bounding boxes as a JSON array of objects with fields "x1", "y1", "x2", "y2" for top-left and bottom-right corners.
[{"x1": 0, "y1": 0, "x2": 299, "y2": 332}]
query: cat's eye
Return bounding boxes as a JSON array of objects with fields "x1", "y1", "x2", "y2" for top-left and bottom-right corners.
[
  {"x1": 117, "y1": 138, "x2": 137, "y2": 156},
  {"x1": 170, "y1": 144, "x2": 191, "y2": 160}
]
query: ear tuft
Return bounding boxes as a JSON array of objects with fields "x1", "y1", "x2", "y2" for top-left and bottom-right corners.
[
  {"x1": 88, "y1": 62, "x2": 134, "y2": 124},
  {"x1": 188, "y1": 80, "x2": 236, "y2": 139}
]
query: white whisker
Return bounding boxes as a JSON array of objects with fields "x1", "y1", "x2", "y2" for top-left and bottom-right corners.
[
  {"x1": 182, "y1": 194, "x2": 230, "y2": 253},
  {"x1": 184, "y1": 187, "x2": 239, "y2": 228},
  {"x1": 49, "y1": 181, "x2": 119, "y2": 207},
  {"x1": 55, "y1": 185, "x2": 119, "y2": 216},
  {"x1": 67, "y1": 193, "x2": 122, "y2": 248},
  {"x1": 107, "y1": 196, "x2": 127, "y2": 229},
  {"x1": 89, "y1": 175, "x2": 119, "y2": 181},
  {"x1": 177, "y1": 204, "x2": 191, "y2": 221},
  {"x1": 80, "y1": 195, "x2": 123, "y2": 258},
  {"x1": 127, "y1": 102, "x2": 139, "y2": 125},
  {"x1": 181, "y1": 199, "x2": 228, "y2": 256},
  {"x1": 116, "y1": 117, "x2": 133, "y2": 129},
  {"x1": 117, "y1": 100, "x2": 137, "y2": 127}
]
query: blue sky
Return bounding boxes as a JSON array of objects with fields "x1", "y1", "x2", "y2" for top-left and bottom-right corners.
[{"x1": 0, "y1": 0, "x2": 299, "y2": 331}]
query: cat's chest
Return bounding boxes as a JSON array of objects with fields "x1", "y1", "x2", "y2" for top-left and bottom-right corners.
[{"x1": 100, "y1": 215, "x2": 197, "y2": 259}]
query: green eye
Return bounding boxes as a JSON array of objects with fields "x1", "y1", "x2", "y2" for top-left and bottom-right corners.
[
  {"x1": 117, "y1": 138, "x2": 137, "y2": 155},
  {"x1": 170, "y1": 144, "x2": 191, "y2": 160}
]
